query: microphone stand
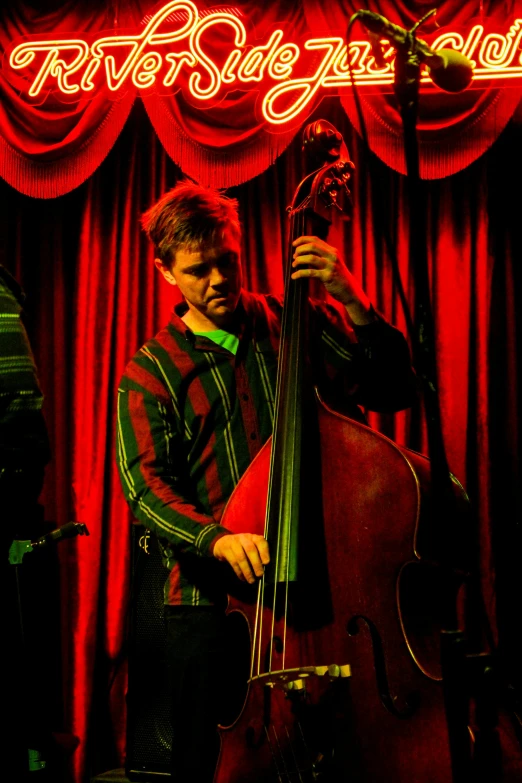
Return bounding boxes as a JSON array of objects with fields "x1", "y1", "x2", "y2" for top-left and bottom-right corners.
[
  {"x1": 391, "y1": 14, "x2": 504, "y2": 783},
  {"x1": 392, "y1": 14, "x2": 455, "y2": 544}
]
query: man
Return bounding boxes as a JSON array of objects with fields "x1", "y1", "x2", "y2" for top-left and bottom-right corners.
[{"x1": 116, "y1": 181, "x2": 416, "y2": 782}]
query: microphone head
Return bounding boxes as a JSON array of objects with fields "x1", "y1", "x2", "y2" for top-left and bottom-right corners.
[{"x1": 428, "y1": 49, "x2": 474, "y2": 93}]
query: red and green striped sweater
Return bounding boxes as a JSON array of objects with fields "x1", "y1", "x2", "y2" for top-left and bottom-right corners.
[{"x1": 116, "y1": 291, "x2": 416, "y2": 606}]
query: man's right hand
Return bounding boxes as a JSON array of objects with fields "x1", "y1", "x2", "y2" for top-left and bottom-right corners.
[{"x1": 212, "y1": 533, "x2": 270, "y2": 584}]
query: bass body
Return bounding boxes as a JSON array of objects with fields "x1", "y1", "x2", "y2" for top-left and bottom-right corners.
[{"x1": 215, "y1": 390, "x2": 470, "y2": 782}]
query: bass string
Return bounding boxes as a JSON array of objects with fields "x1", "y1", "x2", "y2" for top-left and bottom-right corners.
[
  {"x1": 247, "y1": 204, "x2": 318, "y2": 781},
  {"x1": 253, "y1": 204, "x2": 305, "y2": 678},
  {"x1": 282, "y1": 206, "x2": 306, "y2": 672},
  {"x1": 275, "y1": 206, "x2": 300, "y2": 672},
  {"x1": 262, "y1": 215, "x2": 292, "y2": 675}
]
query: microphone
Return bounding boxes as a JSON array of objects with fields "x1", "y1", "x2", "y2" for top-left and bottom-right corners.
[
  {"x1": 356, "y1": 10, "x2": 473, "y2": 93},
  {"x1": 31, "y1": 521, "x2": 90, "y2": 549},
  {"x1": 9, "y1": 521, "x2": 90, "y2": 565}
]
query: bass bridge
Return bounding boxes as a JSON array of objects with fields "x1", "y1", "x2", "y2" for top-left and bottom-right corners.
[{"x1": 250, "y1": 663, "x2": 351, "y2": 692}]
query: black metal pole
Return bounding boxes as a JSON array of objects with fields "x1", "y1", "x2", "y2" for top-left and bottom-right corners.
[
  {"x1": 393, "y1": 37, "x2": 459, "y2": 572},
  {"x1": 393, "y1": 34, "x2": 473, "y2": 783}
]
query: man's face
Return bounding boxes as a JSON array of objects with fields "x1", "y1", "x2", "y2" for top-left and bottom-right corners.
[{"x1": 157, "y1": 225, "x2": 243, "y2": 328}]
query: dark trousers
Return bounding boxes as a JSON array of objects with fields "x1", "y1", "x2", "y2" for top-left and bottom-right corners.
[{"x1": 165, "y1": 606, "x2": 226, "y2": 783}]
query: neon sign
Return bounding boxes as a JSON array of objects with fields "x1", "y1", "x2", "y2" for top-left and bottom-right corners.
[{"x1": 6, "y1": 1, "x2": 522, "y2": 127}]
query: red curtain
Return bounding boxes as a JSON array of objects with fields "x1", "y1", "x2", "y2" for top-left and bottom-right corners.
[
  {"x1": 1, "y1": 0, "x2": 521, "y2": 195},
  {"x1": 1, "y1": 97, "x2": 520, "y2": 782}
]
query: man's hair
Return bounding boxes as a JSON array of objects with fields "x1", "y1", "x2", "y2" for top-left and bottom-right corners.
[{"x1": 141, "y1": 181, "x2": 241, "y2": 266}]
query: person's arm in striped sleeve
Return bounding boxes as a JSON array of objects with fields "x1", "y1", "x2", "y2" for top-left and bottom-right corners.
[
  {"x1": 116, "y1": 361, "x2": 269, "y2": 583},
  {"x1": 116, "y1": 366, "x2": 229, "y2": 559}
]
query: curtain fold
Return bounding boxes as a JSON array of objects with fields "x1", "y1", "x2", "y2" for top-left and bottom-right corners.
[
  {"x1": 141, "y1": 0, "x2": 304, "y2": 187},
  {"x1": 307, "y1": 0, "x2": 522, "y2": 178},
  {"x1": 0, "y1": 0, "x2": 140, "y2": 196},
  {"x1": 1, "y1": 0, "x2": 520, "y2": 196},
  {"x1": 67, "y1": 105, "x2": 182, "y2": 781}
]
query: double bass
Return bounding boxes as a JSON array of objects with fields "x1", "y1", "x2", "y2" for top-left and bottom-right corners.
[{"x1": 213, "y1": 120, "x2": 471, "y2": 782}]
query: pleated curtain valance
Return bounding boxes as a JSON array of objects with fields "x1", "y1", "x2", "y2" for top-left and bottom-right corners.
[{"x1": 0, "y1": 0, "x2": 520, "y2": 198}]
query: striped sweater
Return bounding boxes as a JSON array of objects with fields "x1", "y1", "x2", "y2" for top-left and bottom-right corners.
[
  {"x1": 0, "y1": 266, "x2": 49, "y2": 538},
  {"x1": 116, "y1": 291, "x2": 416, "y2": 605}
]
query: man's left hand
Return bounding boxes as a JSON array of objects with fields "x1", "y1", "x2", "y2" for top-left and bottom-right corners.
[{"x1": 291, "y1": 236, "x2": 375, "y2": 325}]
